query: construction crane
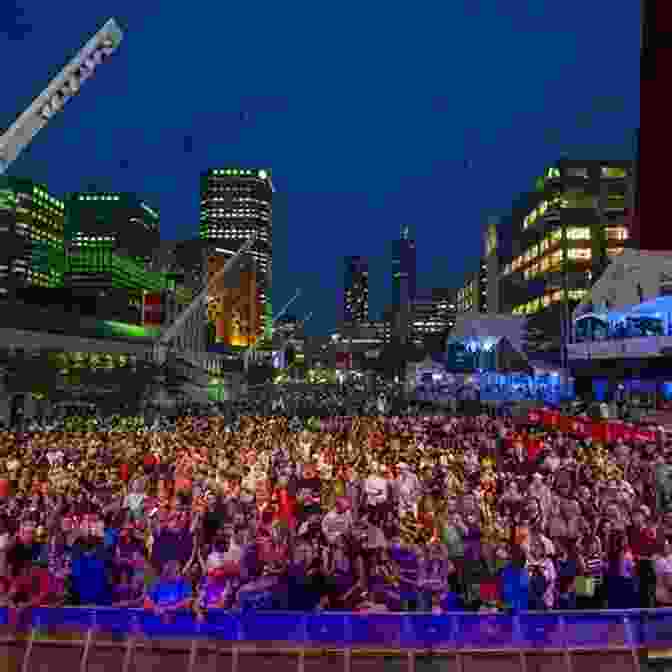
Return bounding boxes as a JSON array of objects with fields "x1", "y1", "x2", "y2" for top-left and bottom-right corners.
[
  {"x1": 243, "y1": 289, "x2": 302, "y2": 373},
  {"x1": 0, "y1": 19, "x2": 123, "y2": 175},
  {"x1": 154, "y1": 234, "x2": 257, "y2": 366}
]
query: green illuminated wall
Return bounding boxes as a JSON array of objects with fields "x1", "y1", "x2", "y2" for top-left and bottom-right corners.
[{"x1": 67, "y1": 247, "x2": 169, "y2": 292}]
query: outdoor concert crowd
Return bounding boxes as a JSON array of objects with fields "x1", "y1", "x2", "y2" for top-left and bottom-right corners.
[{"x1": 0, "y1": 388, "x2": 671, "y2": 623}]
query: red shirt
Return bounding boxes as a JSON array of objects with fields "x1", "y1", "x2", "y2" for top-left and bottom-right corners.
[
  {"x1": 10, "y1": 568, "x2": 51, "y2": 605},
  {"x1": 628, "y1": 525, "x2": 658, "y2": 559}
]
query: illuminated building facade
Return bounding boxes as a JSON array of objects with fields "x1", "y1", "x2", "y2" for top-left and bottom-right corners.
[
  {"x1": 206, "y1": 249, "x2": 260, "y2": 347},
  {"x1": 0, "y1": 177, "x2": 65, "y2": 295},
  {"x1": 456, "y1": 262, "x2": 488, "y2": 314},
  {"x1": 410, "y1": 288, "x2": 457, "y2": 345},
  {"x1": 498, "y1": 159, "x2": 633, "y2": 318},
  {"x1": 343, "y1": 256, "x2": 369, "y2": 322},
  {"x1": 65, "y1": 192, "x2": 160, "y2": 267},
  {"x1": 200, "y1": 168, "x2": 273, "y2": 340}
]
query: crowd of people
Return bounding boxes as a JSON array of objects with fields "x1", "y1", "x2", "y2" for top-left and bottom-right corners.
[{"x1": 0, "y1": 386, "x2": 671, "y2": 625}]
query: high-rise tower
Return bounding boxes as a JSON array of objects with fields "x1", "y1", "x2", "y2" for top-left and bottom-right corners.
[
  {"x1": 200, "y1": 168, "x2": 273, "y2": 339},
  {"x1": 343, "y1": 256, "x2": 369, "y2": 322},
  {"x1": 392, "y1": 225, "x2": 417, "y2": 309}
]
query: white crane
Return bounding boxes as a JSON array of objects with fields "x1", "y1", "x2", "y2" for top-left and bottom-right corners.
[{"x1": 0, "y1": 19, "x2": 123, "y2": 175}]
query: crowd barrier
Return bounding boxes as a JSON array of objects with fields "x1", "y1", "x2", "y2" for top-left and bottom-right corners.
[{"x1": 0, "y1": 607, "x2": 670, "y2": 672}]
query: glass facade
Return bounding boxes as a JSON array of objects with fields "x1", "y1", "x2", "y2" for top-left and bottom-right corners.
[
  {"x1": 200, "y1": 168, "x2": 273, "y2": 340},
  {"x1": 0, "y1": 177, "x2": 65, "y2": 292},
  {"x1": 344, "y1": 256, "x2": 369, "y2": 322}
]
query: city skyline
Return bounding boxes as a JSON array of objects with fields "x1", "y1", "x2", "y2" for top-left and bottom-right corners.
[{"x1": 0, "y1": 3, "x2": 640, "y2": 335}]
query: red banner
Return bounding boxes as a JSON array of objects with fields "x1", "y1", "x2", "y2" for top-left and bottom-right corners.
[
  {"x1": 522, "y1": 409, "x2": 656, "y2": 444},
  {"x1": 634, "y1": 428, "x2": 656, "y2": 443}
]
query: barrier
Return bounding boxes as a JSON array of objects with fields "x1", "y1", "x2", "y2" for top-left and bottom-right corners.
[{"x1": 0, "y1": 608, "x2": 669, "y2": 671}]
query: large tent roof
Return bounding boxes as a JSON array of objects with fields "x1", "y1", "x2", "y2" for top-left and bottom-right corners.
[
  {"x1": 446, "y1": 313, "x2": 528, "y2": 354},
  {"x1": 574, "y1": 249, "x2": 672, "y2": 321}
]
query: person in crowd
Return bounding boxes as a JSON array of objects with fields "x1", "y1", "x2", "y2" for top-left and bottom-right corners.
[
  {"x1": 654, "y1": 535, "x2": 672, "y2": 608},
  {"x1": 501, "y1": 546, "x2": 530, "y2": 612},
  {"x1": 0, "y1": 398, "x2": 670, "y2": 622},
  {"x1": 604, "y1": 532, "x2": 638, "y2": 609},
  {"x1": 144, "y1": 560, "x2": 193, "y2": 617}
]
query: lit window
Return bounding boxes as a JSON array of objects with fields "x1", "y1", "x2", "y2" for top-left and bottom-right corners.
[
  {"x1": 567, "y1": 248, "x2": 592, "y2": 260},
  {"x1": 566, "y1": 227, "x2": 591, "y2": 240},
  {"x1": 601, "y1": 166, "x2": 628, "y2": 179},
  {"x1": 606, "y1": 226, "x2": 628, "y2": 241}
]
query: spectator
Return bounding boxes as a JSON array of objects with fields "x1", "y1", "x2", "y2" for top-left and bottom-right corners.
[
  {"x1": 654, "y1": 536, "x2": 672, "y2": 607},
  {"x1": 144, "y1": 560, "x2": 193, "y2": 617},
  {"x1": 604, "y1": 533, "x2": 638, "y2": 609},
  {"x1": 501, "y1": 546, "x2": 529, "y2": 612}
]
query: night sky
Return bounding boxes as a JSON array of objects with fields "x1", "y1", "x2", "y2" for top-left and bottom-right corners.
[{"x1": 1, "y1": 1, "x2": 639, "y2": 336}]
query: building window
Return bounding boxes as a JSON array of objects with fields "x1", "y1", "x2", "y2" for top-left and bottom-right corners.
[
  {"x1": 567, "y1": 248, "x2": 592, "y2": 261},
  {"x1": 606, "y1": 226, "x2": 629, "y2": 241},
  {"x1": 601, "y1": 166, "x2": 628, "y2": 179},
  {"x1": 565, "y1": 167, "x2": 589, "y2": 178},
  {"x1": 566, "y1": 227, "x2": 591, "y2": 240}
]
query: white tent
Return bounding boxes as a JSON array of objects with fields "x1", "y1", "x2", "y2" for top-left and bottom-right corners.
[
  {"x1": 573, "y1": 249, "x2": 672, "y2": 320},
  {"x1": 446, "y1": 313, "x2": 528, "y2": 355}
]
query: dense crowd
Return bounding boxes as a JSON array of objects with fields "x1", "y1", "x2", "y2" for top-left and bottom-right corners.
[{"x1": 0, "y1": 391, "x2": 671, "y2": 624}]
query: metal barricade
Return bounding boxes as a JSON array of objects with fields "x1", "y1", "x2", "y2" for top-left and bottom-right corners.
[{"x1": 0, "y1": 608, "x2": 669, "y2": 672}]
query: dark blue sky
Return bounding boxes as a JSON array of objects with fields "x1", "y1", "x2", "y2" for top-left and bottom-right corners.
[{"x1": 1, "y1": 1, "x2": 639, "y2": 336}]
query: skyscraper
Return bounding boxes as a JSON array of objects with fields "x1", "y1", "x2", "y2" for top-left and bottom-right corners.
[
  {"x1": 343, "y1": 256, "x2": 369, "y2": 322},
  {"x1": 392, "y1": 225, "x2": 417, "y2": 309},
  {"x1": 200, "y1": 168, "x2": 273, "y2": 339}
]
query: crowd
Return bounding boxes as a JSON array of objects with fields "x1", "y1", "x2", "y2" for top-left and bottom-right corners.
[{"x1": 0, "y1": 389, "x2": 671, "y2": 624}]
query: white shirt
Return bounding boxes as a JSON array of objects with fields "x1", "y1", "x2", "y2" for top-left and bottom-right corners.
[
  {"x1": 322, "y1": 510, "x2": 353, "y2": 544},
  {"x1": 364, "y1": 475, "x2": 389, "y2": 506}
]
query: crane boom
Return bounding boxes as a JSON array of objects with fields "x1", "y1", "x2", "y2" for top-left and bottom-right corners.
[{"x1": 0, "y1": 18, "x2": 123, "y2": 174}]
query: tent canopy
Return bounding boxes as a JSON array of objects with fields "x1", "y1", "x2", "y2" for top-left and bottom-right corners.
[
  {"x1": 446, "y1": 313, "x2": 528, "y2": 355},
  {"x1": 573, "y1": 249, "x2": 672, "y2": 321}
]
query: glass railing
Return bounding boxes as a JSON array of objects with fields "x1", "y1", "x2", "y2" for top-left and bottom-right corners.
[{"x1": 3, "y1": 608, "x2": 671, "y2": 649}]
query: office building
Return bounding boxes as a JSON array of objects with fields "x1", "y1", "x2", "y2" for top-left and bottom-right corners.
[
  {"x1": 392, "y1": 225, "x2": 417, "y2": 309},
  {"x1": 410, "y1": 288, "x2": 457, "y2": 345},
  {"x1": 199, "y1": 168, "x2": 273, "y2": 340},
  {"x1": 206, "y1": 249, "x2": 260, "y2": 347},
  {"x1": 0, "y1": 177, "x2": 65, "y2": 295},
  {"x1": 65, "y1": 192, "x2": 160, "y2": 267},
  {"x1": 498, "y1": 159, "x2": 633, "y2": 318},
  {"x1": 343, "y1": 256, "x2": 369, "y2": 322},
  {"x1": 456, "y1": 262, "x2": 488, "y2": 314}
]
